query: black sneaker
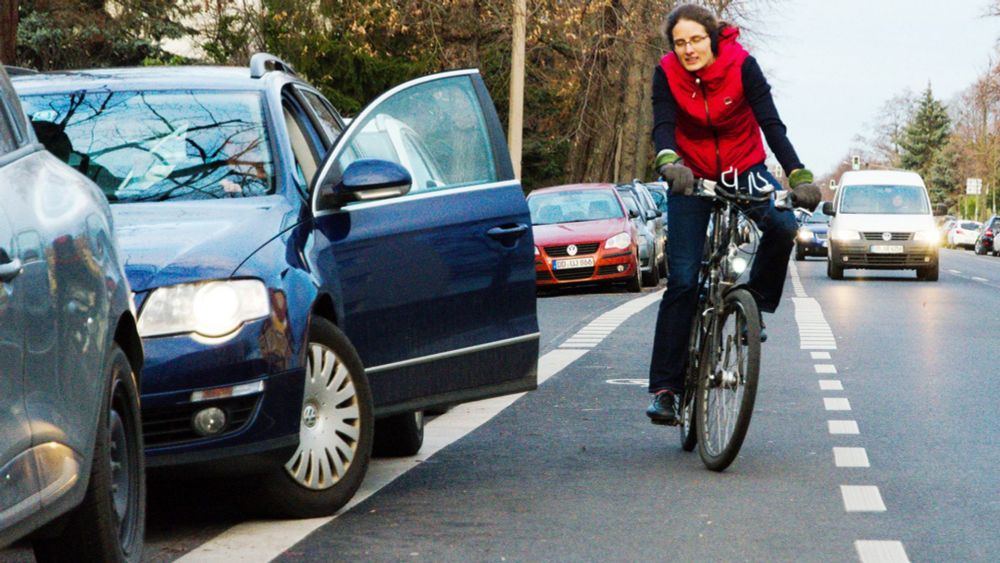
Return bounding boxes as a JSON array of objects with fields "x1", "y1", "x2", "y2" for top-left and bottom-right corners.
[{"x1": 646, "y1": 390, "x2": 680, "y2": 426}]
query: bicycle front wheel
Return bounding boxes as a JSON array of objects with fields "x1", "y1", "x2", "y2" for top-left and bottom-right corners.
[{"x1": 696, "y1": 288, "x2": 760, "y2": 471}]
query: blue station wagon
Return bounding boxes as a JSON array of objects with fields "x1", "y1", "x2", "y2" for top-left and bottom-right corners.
[{"x1": 14, "y1": 55, "x2": 539, "y2": 517}]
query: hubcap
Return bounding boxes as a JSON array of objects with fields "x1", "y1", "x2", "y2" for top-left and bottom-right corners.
[{"x1": 285, "y1": 342, "x2": 361, "y2": 490}]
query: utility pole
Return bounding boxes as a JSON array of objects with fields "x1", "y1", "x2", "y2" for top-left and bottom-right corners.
[
  {"x1": 508, "y1": 0, "x2": 526, "y2": 179},
  {"x1": 0, "y1": 0, "x2": 18, "y2": 66}
]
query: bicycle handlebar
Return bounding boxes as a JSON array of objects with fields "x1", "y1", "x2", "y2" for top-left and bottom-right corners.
[{"x1": 693, "y1": 178, "x2": 795, "y2": 210}]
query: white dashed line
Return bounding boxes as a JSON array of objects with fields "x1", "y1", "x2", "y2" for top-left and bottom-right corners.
[
  {"x1": 948, "y1": 269, "x2": 961, "y2": 274},
  {"x1": 828, "y1": 420, "x2": 860, "y2": 435},
  {"x1": 811, "y1": 351, "x2": 831, "y2": 360},
  {"x1": 972, "y1": 276, "x2": 988, "y2": 282},
  {"x1": 834, "y1": 447, "x2": 870, "y2": 468},
  {"x1": 814, "y1": 364, "x2": 837, "y2": 374},
  {"x1": 819, "y1": 380, "x2": 844, "y2": 391},
  {"x1": 855, "y1": 541, "x2": 911, "y2": 563},
  {"x1": 841, "y1": 485, "x2": 887, "y2": 512},
  {"x1": 824, "y1": 398, "x2": 852, "y2": 411}
]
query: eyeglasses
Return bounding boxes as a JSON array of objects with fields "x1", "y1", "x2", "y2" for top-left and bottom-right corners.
[{"x1": 673, "y1": 35, "x2": 708, "y2": 50}]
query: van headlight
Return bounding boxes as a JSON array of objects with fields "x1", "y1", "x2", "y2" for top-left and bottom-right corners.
[
  {"x1": 830, "y1": 229, "x2": 861, "y2": 241},
  {"x1": 913, "y1": 230, "x2": 940, "y2": 245},
  {"x1": 605, "y1": 232, "x2": 632, "y2": 250},
  {"x1": 138, "y1": 279, "x2": 270, "y2": 338}
]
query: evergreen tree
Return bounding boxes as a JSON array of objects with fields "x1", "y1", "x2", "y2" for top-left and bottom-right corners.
[{"x1": 899, "y1": 85, "x2": 953, "y2": 202}]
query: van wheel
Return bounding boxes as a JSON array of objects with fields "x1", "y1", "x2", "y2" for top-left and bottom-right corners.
[
  {"x1": 917, "y1": 264, "x2": 939, "y2": 281},
  {"x1": 33, "y1": 345, "x2": 145, "y2": 563},
  {"x1": 827, "y1": 260, "x2": 844, "y2": 280},
  {"x1": 253, "y1": 317, "x2": 373, "y2": 518}
]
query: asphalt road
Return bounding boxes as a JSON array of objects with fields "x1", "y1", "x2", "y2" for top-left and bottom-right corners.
[{"x1": 5, "y1": 248, "x2": 998, "y2": 562}]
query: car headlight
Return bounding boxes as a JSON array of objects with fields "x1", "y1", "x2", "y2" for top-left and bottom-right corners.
[
  {"x1": 605, "y1": 232, "x2": 632, "y2": 250},
  {"x1": 830, "y1": 229, "x2": 861, "y2": 241},
  {"x1": 138, "y1": 279, "x2": 270, "y2": 338},
  {"x1": 797, "y1": 228, "x2": 815, "y2": 242},
  {"x1": 913, "y1": 230, "x2": 940, "y2": 244}
]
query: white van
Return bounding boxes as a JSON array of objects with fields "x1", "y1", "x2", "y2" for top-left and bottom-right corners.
[{"x1": 824, "y1": 169, "x2": 945, "y2": 281}]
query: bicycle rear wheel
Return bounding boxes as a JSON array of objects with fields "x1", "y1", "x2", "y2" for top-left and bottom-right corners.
[{"x1": 696, "y1": 288, "x2": 760, "y2": 471}]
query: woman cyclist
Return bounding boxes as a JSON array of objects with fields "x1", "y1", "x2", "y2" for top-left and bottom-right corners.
[{"x1": 646, "y1": 3, "x2": 821, "y2": 425}]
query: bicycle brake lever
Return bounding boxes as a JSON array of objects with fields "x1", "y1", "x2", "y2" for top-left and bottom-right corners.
[{"x1": 774, "y1": 190, "x2": 793, "y2": 210}]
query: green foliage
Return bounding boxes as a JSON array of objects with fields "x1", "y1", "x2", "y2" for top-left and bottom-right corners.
[{"x1": 899, "y1": 86, "x2": 954, "y2": 204}]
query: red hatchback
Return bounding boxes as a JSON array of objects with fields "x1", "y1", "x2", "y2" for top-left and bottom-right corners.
[{"x1": 528, "y1": 183, "x2": 641, "y2": 291}]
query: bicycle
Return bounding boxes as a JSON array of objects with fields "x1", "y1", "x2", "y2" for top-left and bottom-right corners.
[{"x1": 675, "y1": 173, "x2": 795, "y2": 471}]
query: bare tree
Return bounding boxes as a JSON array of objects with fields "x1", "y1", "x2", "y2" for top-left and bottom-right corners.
[{"x1": 1, "y1": 0, "x2": 17, "y2": 65}]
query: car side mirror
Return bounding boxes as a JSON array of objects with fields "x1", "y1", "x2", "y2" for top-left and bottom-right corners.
[
  {"x1": 644, "y1": 209, "x2": 659, "y2": 220},
  {"x1": 628, "y1": 208, "x2": 639, "y2": 219},
  {"x1": 317, "y1": 159, "x2": 412, "y2": 209},
  {"x1": 821, "y1": 201, "x2": 835, "y2": 216},
  {"x1": 933, "y1": 203, "x2": 947, "y2": 217}
]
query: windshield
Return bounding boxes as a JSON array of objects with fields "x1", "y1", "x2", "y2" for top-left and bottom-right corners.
[
  {"x1": 805, "y1": 210, "x2": 831, "y2": 224},
  {"x1": 839, "y1": 184, "x2": 929, "y2": 215},
  {"x1": 21, "y1": 90, "x2": 274, "y2": 203},
  {"x1": 528, "y1": 190, "x2": 623, "y2": 225}
]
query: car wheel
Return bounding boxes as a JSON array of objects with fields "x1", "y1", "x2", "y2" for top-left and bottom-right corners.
[
  {"x1": 33, "y1": 344, "x2": 145, "y2": 563},
  {"x1": 254, "y1": 316, "x2": 373, "y2": 518},
  {"x1": 827, "y1": 259, "x2": 844, "y2": 280},
  {"x1": 373, "y1": 411, "x2": 424, "y2": 457},
  {"x1": 642, "y1": 256, "x2": 660, "y2": 286},
  {"x1": 795, "y1": 246, "x2": 805, "y2": 261},
  {"x1": 626, "y1": 256, "x2": 642, "y2": 293}
]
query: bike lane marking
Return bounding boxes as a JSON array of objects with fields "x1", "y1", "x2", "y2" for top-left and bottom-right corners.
[
  {"x1": 788, "y1": 262, "x2": 909, "y2": 563},
  {"x1": 175, "y1": 290, "x2": 665, "y2": 563}
]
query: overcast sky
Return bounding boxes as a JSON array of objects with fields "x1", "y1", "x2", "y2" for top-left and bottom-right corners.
[{"x1": 747, "y1": 0, "x2": 1000, "y2": 176}]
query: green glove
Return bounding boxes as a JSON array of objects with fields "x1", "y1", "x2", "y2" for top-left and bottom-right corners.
[{"x1": 788, "y1": 168, "x2": 814, "y2": 189}]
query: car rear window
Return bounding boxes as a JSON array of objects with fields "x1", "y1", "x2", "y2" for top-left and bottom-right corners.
[
  {"x1": 528, "y1": 190, "x2": 624, "y2": 225},
  {"x1": 20, "y1": 90, "x2": 275, "y2": 202},
  {"x1": 961, "y1": 222, "x2": 980, "y2": 230},
  {"x1": 839, "y1": 185, "x2": 929, "y2": 215}
]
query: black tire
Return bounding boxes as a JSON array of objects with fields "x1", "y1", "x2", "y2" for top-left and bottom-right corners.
[
  {"x1": 253, "y1": 316, "x2": 374, "y2": 518},
  {"x1": 678, "y1": 304, "x2": 703, "y2": 452},
  {"x1": 696, "y1": 289, "x2": 760, "y2": 472},
  {"x1": 975, "y1": 241, "x2": 985, "y2": 255},
  {"x1": 827, "y1": 259, "x2": 844, "y2": 280},
  {"x1": 658, "y1": 253, "x2": 668, "y2": 279},
  {"x1": 373, "y1": 411, "x2": 424, "y2": 457},
  {"x1": 642, "y1": 257, "x2": 660, "y2": 287},
  {"x1": 33, "y1": 344, "x2": 145, "y2": 563},
  {"x1": 917, "y1": 264, "x2": 939, "y2": 281},
  {"x1": 626, "y1": 256, "x2": 641, "y2": 292},
  {"x1": 795, "y1": 246, "x2": 805, "y2": 261}
]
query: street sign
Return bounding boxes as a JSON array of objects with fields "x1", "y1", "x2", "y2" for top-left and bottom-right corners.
[{"x1": 966, "y1": 178, "x2": 983, "y2": 195}]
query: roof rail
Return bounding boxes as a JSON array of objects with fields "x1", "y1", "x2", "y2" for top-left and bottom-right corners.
[
  {"x1": 249, "y1": 53, "x2": 298, "y2": 79},
  {"x1": 3, "y1": 65, "x2": 38, "y2": 76}
]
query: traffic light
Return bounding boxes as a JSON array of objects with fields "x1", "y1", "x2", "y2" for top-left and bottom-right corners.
[{"x1": 851, "y1": 155, "x2": 861, "y2": 170}]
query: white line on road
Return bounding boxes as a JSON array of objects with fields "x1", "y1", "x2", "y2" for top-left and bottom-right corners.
[
  {"x1": 833, "y1": 447, "x2": 870, "y2": 468},
  {"x1": 819, "y1": 380, "x2": 844, "y2": 391},
  {"x1": 825, "y1": 397, "x2": 852, "y2": 411},
  {"x1": 815, "y1": 364, "x2": 838, "y2": 374},
  {"x1": 811, "y1": 352, "x2": 831, "y2": 360},
  {"x1": 973, "y1": 276, "x2": 988, "y2": 282},
  {"x1": 841, "y1": 485, "x2": 887, "y2": 512},
  {"x1": 828, "y1": 420, "x2": 860, "y2": 435},
  {"x1": 855, "y1": 541, "x2": 911, "y2": 563},
  {"x1": 176, "y1": 291, "x2": 664, "y2": 562}
]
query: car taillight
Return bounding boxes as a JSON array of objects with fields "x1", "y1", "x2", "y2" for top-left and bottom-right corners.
[{"x1": 987, "y1": 229, "x2": 994, "y2": 237}]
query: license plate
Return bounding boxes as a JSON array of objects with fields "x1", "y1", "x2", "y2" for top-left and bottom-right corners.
[
  {"x1": 553, "y1": 257, "x2": 595, "y2": 270},
  {"x1": 870, "y1": 245, "x2": 904, "y2": 254}
]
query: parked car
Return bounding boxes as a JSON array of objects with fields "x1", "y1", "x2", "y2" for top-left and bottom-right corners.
[
  {"x1": 616, "y1": 183, "x2": 666, "y2": 285},
  {"x1": 974, "y1": 215, "x2": 1000, "y2": 256},
  {"x1": 615, "y1": 187, "x2": 660, "y2": 286},
  {"x1": 824, "y1": 169, "x2": 945, "y2": 281},
  {"x1": 529, "y1": 183, "x2": 641, "y2": 291},
  {"x1": 14, "y1": 55, "x2": 539, "y2": 518},
  {"x1": 794, "y1": 206, "x2": 831, "y2": 260},
  {"x1": 0, "y1": 66, "x2": 145, "y2": 559},
  {"x1": 946, "y1": 220, "x2": 981, "y2": 249}
]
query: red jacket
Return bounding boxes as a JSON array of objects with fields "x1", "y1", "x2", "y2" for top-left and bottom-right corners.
[{"x1": 659, "y1": 27, "x2": 767, "y2": 180}]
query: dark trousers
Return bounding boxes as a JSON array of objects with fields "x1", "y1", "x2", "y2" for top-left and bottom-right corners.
[{"x1": 648, "y1": 165, "x2": 798, "y2": 394}]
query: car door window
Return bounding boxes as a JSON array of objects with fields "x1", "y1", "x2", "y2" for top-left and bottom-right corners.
[
  {"x1": 297, "y1": 88, "x2": 343, "y2": 146},
  {"x1": 321, "y1": 73, "x2": 499, "y2": 198},
  {"x1": 282, "y1": 94, "x2": 324, "y2": 197}
]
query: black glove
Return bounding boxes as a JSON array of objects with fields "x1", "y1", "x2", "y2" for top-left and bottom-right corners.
[
  {"x1": 655, "y1": 150, "x2": 694, "y2": 195},
  {"x1": 790, "y1": 184, "x2": 821, "y2": 212},
  {"x1": 788, "y1": 168, "x2": 821, "y2": 211}
]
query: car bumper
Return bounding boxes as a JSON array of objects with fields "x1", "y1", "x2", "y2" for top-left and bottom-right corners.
[
  {"x1": 796, "y1": 237, "x2": 828, "y2": 256},
  {"x1": 829, "y1": 240, "x2": 939, "y2": 269},
  {"x1": 535, "y1": 250, "x2": 638, "y2": 286},
  {"x1": 139, "y1": 316, "x2": 305, "y2": 471}
]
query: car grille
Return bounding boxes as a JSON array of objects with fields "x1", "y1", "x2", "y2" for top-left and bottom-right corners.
[
  {"x1": 842, "y1": 252, "x2": 932, "y2": 266},
  {"x1": 143, "y1": 395, "x2": 260, "y2": 447},
  {"x1": 553, "y1": 266, "x2": 595, "y2": 281},
  {"x1": 861, "y1": 232, "x2": 911, "y2": 241},
  {"x1": 536, "y1": 270, "x2": 553, "y2": 281},
  {"x1": 545, "y1": 243, "x2": 600, "y2": 257},
  {"x1": 816, "y1": 232, "x2": 828, "y2": 240}
]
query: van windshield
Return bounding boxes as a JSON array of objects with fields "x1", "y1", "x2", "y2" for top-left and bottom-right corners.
[{"x1": 839, "y1": 185, "x2": 929, "y2": 215}]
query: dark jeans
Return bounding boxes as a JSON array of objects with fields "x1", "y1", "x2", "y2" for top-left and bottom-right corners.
[{"x1": 648, "y1": 165, "x2": 797, "y2": 394}]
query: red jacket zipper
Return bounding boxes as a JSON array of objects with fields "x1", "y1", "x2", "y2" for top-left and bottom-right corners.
[{"x1": 696, "y1": 78, "x2": 723, "y2": 178}]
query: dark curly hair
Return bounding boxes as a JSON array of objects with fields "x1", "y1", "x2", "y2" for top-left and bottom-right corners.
[{"x1": 662, "y1": 4, "x2": 728, "y2": 56}]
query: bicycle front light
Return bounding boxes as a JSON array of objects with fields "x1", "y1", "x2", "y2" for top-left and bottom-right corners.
[
  {"x1": 138, "y1": 279, "x2": 270, "y2": 338},
  {"x1": 605, "y1": 232, "x2": 632, "y2": 250}
]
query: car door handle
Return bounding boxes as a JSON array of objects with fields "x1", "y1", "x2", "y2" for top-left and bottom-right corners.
[
  {"x1": 0, "y1": 256, "x2": 22, "y2": 282},
  {"x1": 487, "y1": 224, "x2": 529, "y2": 240}
]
